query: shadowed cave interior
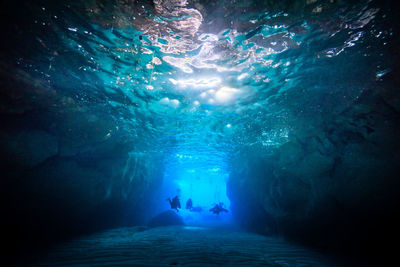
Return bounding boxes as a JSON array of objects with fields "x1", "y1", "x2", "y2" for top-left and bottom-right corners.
[{"x1": 1, "y1": 0, "x2": 400, "y2": 266}]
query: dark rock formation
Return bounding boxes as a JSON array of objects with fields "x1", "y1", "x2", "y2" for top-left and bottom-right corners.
[
  {"x1": 227, "y1": 88, "x2": 400, "y2": 262},
  {"x1": 1, "y1": 106, "x2": 165, "y2": 258},
  {"x1": 148, "y1": 210, "x2": 184, "y2": 228},
  {"x1": 0, "y1": 130, "x2": 58, "y2": 169}
]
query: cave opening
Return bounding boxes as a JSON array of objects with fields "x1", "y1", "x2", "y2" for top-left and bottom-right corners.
[{"x1": 156, "y1": 153, "x2": 232, "y2": 226}]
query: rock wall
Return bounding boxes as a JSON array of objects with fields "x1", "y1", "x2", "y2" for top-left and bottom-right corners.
[
  {"x1": 1, "y1": 102, "x2": 164, "y2": 254},
  {"x1": 0, "y1": 0, "x2": 170, "y2": 256},
  {"x1": 227, "y1": 86, "x2": 400, "y2": 259}
]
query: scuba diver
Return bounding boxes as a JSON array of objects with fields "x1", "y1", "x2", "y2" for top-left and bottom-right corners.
[
  {"x1": 186, "y1": 198, "x2": 202, "y2": 212},
  {"x1": 209, "y1": 202, "x2": 228, "y2": 215},
  {"x1": 186, "y1": 198, "x2": 193, "y2": 210},
  {"x1": 167, "y1": 196, "x2": 181, "y2": 212}
]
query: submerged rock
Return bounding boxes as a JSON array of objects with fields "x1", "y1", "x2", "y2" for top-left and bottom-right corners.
[
  {"x1": 148, "y1": 210, "x2": 184, "y2": 228},
  {"x1": 0, "y1": 130, "x2": 58, "y2": 169},
  {"x1": 227, "y1": 96, "x2": 400, "y2": 261}
]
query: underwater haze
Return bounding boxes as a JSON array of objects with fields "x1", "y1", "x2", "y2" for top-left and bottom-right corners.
[{"x1": 1, "y1": 0, "x2": 400, "y2": 265}]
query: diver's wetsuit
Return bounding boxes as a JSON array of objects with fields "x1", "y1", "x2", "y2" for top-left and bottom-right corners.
[
  {"x1": 209, "y1": 203, "x2": 228, "y2": 215},
  {"x1": 186, "y1": 198, "x2": 193, "y2": 210},
  {"x1": 167, "y1": 196, "x2": 181, "y2": 212}
]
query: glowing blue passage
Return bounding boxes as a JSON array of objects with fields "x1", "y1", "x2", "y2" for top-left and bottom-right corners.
[{"x1": 163, "y1": 166, "x2": 232, "y2": 225}]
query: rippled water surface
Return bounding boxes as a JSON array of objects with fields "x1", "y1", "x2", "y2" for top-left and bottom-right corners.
[{"x1": 2, "y1": 0, "x2": 396, "y2": 170}]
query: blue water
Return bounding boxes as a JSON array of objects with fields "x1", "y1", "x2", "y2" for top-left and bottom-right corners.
[
  {"x1": 4, "y1": 0, "x2": 395, "y2": 220},
  {"x1": 11, "y1": 2, "x2": 391, "y2": 138},
  {"x1": 2, "y1": 1, "x2": 399, "y2": 264},
  {"x1": 13, "y1": 4, "x2": 392, "y2": 135}
]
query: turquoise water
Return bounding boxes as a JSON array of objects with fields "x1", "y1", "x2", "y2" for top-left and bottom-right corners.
[
  {"x1": 5, "y1": 0, "x2": 395, "y2": 224},
  {"x1": 10, "y1": 0, "x2": 392, "y2": 166}
]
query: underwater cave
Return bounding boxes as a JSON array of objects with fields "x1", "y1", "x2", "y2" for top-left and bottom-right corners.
[{"x1": 1, "y1": 0, "x2": 400, "y2": 266}]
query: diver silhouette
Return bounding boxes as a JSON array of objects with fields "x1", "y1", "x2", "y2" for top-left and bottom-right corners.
[
  {"x1": 186, "y1": 198, "x2": 193, "y2": 210},
  {"x1": 167, "y1": 196, "x2": 181, "y2": 212},
  {"x1": 209, "y1": 202, "x2": 228, "y2": 215},
  {"x1": 185, "y1": 198, "x2": 202, "y2": 212}
]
